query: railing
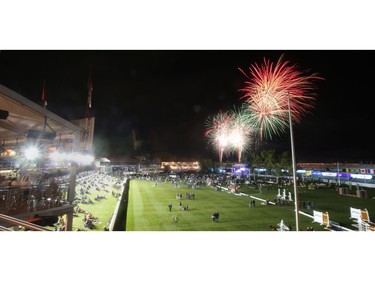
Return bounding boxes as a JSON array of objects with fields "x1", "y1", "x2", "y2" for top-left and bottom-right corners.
[
  {"x1": 0, "y1": 214, "x2": 51, "y2": 231},
  {"x1": 0, "y1": 224, "x2": 12, "y2": 231},
  {"x1": 0, "y1": 184, "x2": 69, "y2": 216}
]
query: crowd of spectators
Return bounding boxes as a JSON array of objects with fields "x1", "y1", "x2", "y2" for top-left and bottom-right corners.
[
  {"x1": 71, "y1": 171, "x2": 119, "y2": 231},
  {"x1": 0, "y1": 171, "x2": 69, "y2": 215}
]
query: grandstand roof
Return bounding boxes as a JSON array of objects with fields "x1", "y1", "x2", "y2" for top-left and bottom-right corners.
[{"x1": 0, "y1": 84, "x2": 82, "y2": 143}]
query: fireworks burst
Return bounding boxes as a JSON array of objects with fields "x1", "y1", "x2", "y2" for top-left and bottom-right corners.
[
  {"x1": 204, "y1": 111, "x2": 233, "y2": 162},
  {"x1": 205, "y1": 108, "x2": 253, "y2": 162},
  {"x1": 228, "y1": 106, "x2": 253, "y2": 162},
  {"x1": 239, "y1": 54, "x2": 323, "y2": 140}
]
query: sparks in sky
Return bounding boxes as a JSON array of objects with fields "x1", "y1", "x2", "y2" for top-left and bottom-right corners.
[
  {"x1": 228, "y1": 106, "x2": 253, "y2": 163},
  {"x1": 238, "y1": 54, "x2": 323, "y2": 140},
  {"x1": 205, "y1": 111, "x2": 234, "y2": 162},
  {"x1": 204, "y1": 108, "x2": 253, "y2": 162}
]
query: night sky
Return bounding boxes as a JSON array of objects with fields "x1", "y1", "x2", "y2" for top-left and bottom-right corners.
[{"x1": 0, "y1": 50, "x2": 374, "y2": 163}]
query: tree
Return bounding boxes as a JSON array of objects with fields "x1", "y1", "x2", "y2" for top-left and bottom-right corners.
[
  {"x1": 260, "y1": 149, "x2": 277, "y2": 176},
  {"x1": 200, "y1": 158, "x2": 214, "y2": 173},
  {"x1": 247, "y1": 149, "x2": 292, "y2": 183}
]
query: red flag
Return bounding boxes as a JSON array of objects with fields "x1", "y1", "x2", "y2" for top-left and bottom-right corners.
[
  {"x1": 41, "y1": 81, "x2": 47, "y2": 108},
  {"x1": 88, "y1": 81, "x2": 93, "y2": 108},
  {"x1": 86, "y1": 65, "x2": 93, "y2": 120}
]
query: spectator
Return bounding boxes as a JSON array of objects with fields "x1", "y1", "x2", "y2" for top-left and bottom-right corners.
[{"x1": 212, "y1": 211, "x2": 219, "y2": 222}]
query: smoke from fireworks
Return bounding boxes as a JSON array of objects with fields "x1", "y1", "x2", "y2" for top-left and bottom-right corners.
[
  {"x1": 239, "y1": 54, "x2": 323, "y2": 140},
  {"x1": 205, "y1": 108, "x2": 253, "y2": 162}
]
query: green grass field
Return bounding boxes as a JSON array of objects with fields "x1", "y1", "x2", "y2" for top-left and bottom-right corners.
[
  {"x1": 297, "y1": 186, "x2": 375, "y2": 228},
  {"x1": 238, "y1": 184, "x2": 375, "y2": 229},
  {"x1": 71, "y1": 182, "x2": 120, "y2": 231},
  {"x1": 126, "y1": 179, "x2": 328, "y2": 231},
  {"x1": 65, "y1": 175, "x2": 375, "y2": 231}
]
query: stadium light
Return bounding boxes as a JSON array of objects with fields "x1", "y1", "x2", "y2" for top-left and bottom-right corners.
[{"x1": 24, "y1": 146, "x2": 40, "y2": 160}]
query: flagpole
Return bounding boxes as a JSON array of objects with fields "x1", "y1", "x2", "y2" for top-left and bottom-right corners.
[
  {"x1": 288, "y1": 93, "x2": 300, "y2": 231},
  {"x1": 85, "y1": 65, "x2": 93, "y2": 152},
  {"x1": 41, "y1": 81, "x2": 47, "y2": 109}
]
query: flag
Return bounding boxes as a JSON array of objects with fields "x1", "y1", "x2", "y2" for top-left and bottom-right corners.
[
  {"x1": 41, "y1": 81, "x2": 47, "y2": 108},
  {"x1": 86, "y1": 65, "x2": 93, "y2": 120},
  {"x1": 88, "y1": 81, "x2": 93, "y2": 108}
]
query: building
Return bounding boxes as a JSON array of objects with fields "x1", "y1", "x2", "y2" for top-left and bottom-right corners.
[
  {"x1": 297, "y1": 162, "x2": 375, "y2": 187},
  {"x1": 160, "y1": 161, "x2": 200, "y2": 172},
  {"x1": 0, "y1": 84, "x2": 95, "y2": 230}
]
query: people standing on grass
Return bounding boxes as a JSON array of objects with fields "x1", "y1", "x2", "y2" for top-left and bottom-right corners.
[
  {"x1": 173, "y1": 214, "x2": 179, "y2": 223},
  {"x1": 249, "y1": 199, "x2": 256, "y2": 207},
  {"x1": 168, "y1": 203, "x2": 172, "y2": 211}
]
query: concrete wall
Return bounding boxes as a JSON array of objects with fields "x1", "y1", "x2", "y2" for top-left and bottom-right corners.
[{"x1": 109, "y1": 178, "x2": 130, "y2": 231}]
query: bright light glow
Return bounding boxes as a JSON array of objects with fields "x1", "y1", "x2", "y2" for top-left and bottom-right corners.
[
  {"x1": 50, "y1": 151, "x2": 66, "y2": 161},
  {"x1": 322, "y1": 172, "x2": 337, "y2": 177},
  {"x1": 229, "y1": 130, "x2": 244, "y2": 147},
  {"x1": 72, "y1": 152, "x2": 95, "y2": 165},
  {"x1": 255, "y1": 168, "x2": 266, "y2": 172},
  {"x1": 49, "y1": 151, "x2": 94, "y2": 165},
  {"x1": 351, "y1": 174, "x2": 372, "y2": 180},
  {"x1": 24, "y1": 146, "x2": 40, "y2": 160},
  {"x1": 217, "y1": 135, "x2": 228, "y2": 147}
]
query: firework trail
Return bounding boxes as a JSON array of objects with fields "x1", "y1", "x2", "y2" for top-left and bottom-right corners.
[
  {"x1": 228, "y1": 106, "x2": 253, "y2": 162},
  {"x1": 239, "y1": 54, "x2": 323, "y2": 140}
]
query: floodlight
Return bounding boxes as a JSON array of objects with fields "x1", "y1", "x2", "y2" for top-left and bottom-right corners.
[{"x1": 24, "y1": 146, "x2": 40, "y2": 160}]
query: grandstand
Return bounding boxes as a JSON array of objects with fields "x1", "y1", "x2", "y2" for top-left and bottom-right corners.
[{"x1": 0, "y1": 83, "x2": 95, "y2": 230}]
